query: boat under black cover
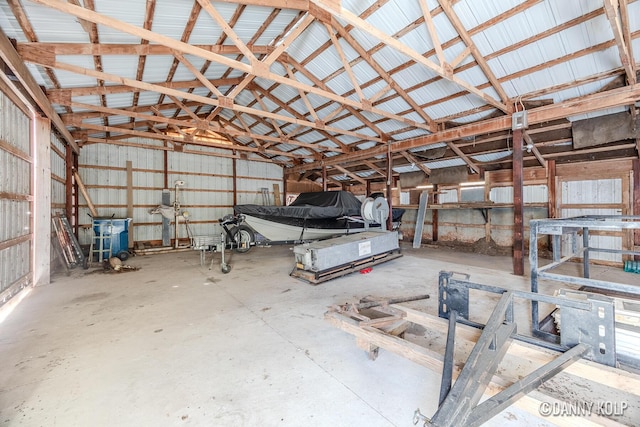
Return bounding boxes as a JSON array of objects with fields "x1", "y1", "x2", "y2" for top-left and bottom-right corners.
[{"x1": 233, "y1": 191, "x2": 404, "y2": 242}]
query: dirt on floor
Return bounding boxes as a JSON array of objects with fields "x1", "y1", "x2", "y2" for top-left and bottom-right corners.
[{"x1": 420, "y1": 238, "x2": 512, "y2": 256}]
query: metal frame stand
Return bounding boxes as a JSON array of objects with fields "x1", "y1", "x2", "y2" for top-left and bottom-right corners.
[
  {"x1": 529, "y1": 215, "x2": 640, "y2": 339},
  {"x1": 414, "y1": 271, "x2": 616, "y2": 427}
]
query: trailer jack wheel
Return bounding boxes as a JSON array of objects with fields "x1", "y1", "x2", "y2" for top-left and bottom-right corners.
[{"x1": 221, "y1": 263, "x2": 231, "y2": 274}]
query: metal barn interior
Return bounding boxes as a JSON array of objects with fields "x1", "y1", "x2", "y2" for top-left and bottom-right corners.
[{"x1": 0, "y1": 0, "x2": 640, "y2": 425}]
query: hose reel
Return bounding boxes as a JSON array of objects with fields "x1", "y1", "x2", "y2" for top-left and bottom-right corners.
[{"x1": 361, "y1": 197, "x2": 390, "y2": 230}]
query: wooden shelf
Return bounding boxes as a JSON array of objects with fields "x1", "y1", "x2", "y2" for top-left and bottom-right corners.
[{"x1": 397, "y1": 202, "x2": 547, "y2": 210}]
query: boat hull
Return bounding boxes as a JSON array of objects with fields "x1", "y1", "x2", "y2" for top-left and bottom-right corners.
[{"x1": 242, "y1": 214, "x2": 371, "y2": 242}]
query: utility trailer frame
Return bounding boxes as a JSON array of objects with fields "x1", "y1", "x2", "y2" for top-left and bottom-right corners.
[{"x1": 326, "y1": 272, "x2": 638, "y2": 426}]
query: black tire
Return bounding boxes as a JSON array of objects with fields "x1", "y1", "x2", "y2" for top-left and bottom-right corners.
[
  {"x1": 232, "y1": 225, "x2": 254, "y2": 253},
  {"x1": 117, "y1": 250, "x2": 130, "y2": 261},
  {"x1": 221, "y1": 264, "x2": 231, "y2": 274}
]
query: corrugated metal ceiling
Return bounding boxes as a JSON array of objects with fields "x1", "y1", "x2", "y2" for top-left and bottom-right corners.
[{"x1": 0, "y1": 0, "x2": 638, "y2": 185}]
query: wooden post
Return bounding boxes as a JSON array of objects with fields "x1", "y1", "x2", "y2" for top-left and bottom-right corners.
[
  {"x1": 73, "y1": 152, "x2": 79, "y2": 234},
  {"x1": 547, "y1": 159, "x2": 557, "y2": 257},
  {"x1": 282, "y1": 171, "x2": 288, "y2": 206},
  {"x1": 163, "y1": 142, "x2": 168, "y2": 189},
  {"x1": 547, "y1": 160, "x2": 557, "y2": 219},
  {"x1": 232, "y1": 151, "x2": 237, "y2": 206},
  {"x1": 34, "y1": 117, "x2": 51, "y2": 286},
  {"x1": 386, "y1": 147, "x2": 393, "y2": 231},
  {"x1": 322, "y1": 165, "x2": 328, "y2": 191},
  {"x1": 272, "y1": 183, "x2": 281, "y2": 206},
  {"x1": 432, "y1": 184, "x2": 439, "y2": 242},
  {"x1": 366, "y1": 179, "x2": 371, "y2": 196},
  {"x1": 65, "y1": 144, "x2": 73, "y2": 222},
  {"x1": 126, "y1": 160, "x2": 134, "y2": 249},
  {"x1": 512, "y1": 128, "x2": 525, "y2": 276},
  {"x1": 633, "y1": 159, "x2": 640, "y2": 261}
]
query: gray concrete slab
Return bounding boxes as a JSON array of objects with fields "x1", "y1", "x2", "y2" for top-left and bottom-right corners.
[{"x1": 1, "y1": 244, "x2": 630, "y2": 426}]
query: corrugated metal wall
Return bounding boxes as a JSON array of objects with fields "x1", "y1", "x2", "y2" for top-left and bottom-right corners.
[
  {"x1": 78, "y1": 139, "x2": 282, "y2": 245},
  {"x1": 560, "y1": 178, "x2": 624, "y2": 263},
  {"x1": 0, "y1": 88, "x2": 32, "y2": 304}
]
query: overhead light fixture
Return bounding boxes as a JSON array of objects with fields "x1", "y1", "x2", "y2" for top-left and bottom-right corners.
[{"x1": 460, "y1": 181, "x2": 485, "y2": 187}]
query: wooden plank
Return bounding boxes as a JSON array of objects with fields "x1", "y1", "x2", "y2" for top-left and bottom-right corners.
[
  {"x1": 73, "y1": 171, "x2": 98, "y2": 217},
  {"x1": 396, "y1": 305, "x2": 640, "y2": 396},
  {"x1": 512, "y1": 128, "x2": 524, "y2": 276},
  {"x1": 413, "y1": 191, "x2": 429, "y2": 248},
  {"x1": 126, "y1": 161, "x2": 134, "y2": 249},
  {"x1": 326, "y1": 309, "x2": 624, "y2": 427},
  {"x1": 0, "y1": 234, "x2": 31, "y2": 252},
  {"x1": 272, "y1": 183, "x2": 281, "y2": 206}
]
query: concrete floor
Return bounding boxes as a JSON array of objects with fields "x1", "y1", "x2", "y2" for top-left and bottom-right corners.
[{"x1": 0, "y1": 244, "x2": 633, "y2": 426}]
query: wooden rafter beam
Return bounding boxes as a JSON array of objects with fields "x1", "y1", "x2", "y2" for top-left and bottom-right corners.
[
  {"x1": 31, "y1": 0, "x2": 432, "y2": 134},
  {"x1": 288, "y1": 83, "x2": 640, "y2": 173},
  {"x1": 46, "y1": 77, "x2": 243, "y2": 102},
  {"x1": 26, "y1": 54, "x2": 383, "y2": 144},
  {"x1": 250, "y1": 84, "x2": 351, "y2": 151},
  {"x1": 203, "y1": 10, "x2": 316, "y2": 120},
  {"x1": 131, "y1": 0, "x2": 157, "y2": 123},
  {"x1": 400, "y1": 151, "x2": 431, "y2": 175},
  {"x1": 173, "y1": 51, "x2": 224, "y2": 98},
  {"x1": 438, "y1": 0, "x2": 510, "y2": 105},
  {"x1": 62, "y1": 101, "x2": 345, "y2": 154},
  {"x1": 332, "y1": 164, "x2": 367, "y2": 185},
  {"x1": 419, "y1": 0, "x2": 446, "y2": 66},
  {"x1": 196, "y1": 0, "x2": 257, "y2": 63},
  {"x1": 0, "y1": 27, "x2": 79, "y2": 152},
  {"x1": 17, "y1": 42, "x2": 274, "y2": 57},
  {"x1": 167, "y1": 95, "x2": 200, "y2": 122},
  {"x1": 215, "y1": 0, "x2": 309, "y2": 9},
  {"x1": 250, "y1": 89, "x2": 287, "y2": 140},
  {"x1": 603, "y1": 0, "x2": 636, "y2": 85},
  {"x1": 7, "y1": 0, "x2": 71, "y2": 114},
  {"x1": 324, "y1": 23, "x2": 365, "y2": 103},
  {"x1": 446, "y1": 141, "x2": 479, "y2": 174},
  {"x1": 523, "y1": 131, "x2": 546, "y2": 168},
  {"x1": 363, "y1": 160, "x2": 387, "y2": 177},
  {"x1": 83, "y1": 136, "x2": 290, "y2": 165},
  {"x1": 309, "y1": 0, "x2": 509, "y2": 113},
  {"x1": 75, "y1": 122, "x2": 313, "y2": 159},
  {"x1": 329, "y1": 21, "x2": 436, "y2": 130},
  {"x1": 231, "y1": 111, "x2": 263, "y2": 147},
  {"x1": 283, "y1": 63, "x2": 320, "y2": 122},
  {"x1": 284, "y1": 57, "x2": 389, "y2": 141}
]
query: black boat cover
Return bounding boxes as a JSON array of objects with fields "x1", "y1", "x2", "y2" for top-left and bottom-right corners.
[{"x1": 234, "y1": 191, "x2": 362, "y2": 219}]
